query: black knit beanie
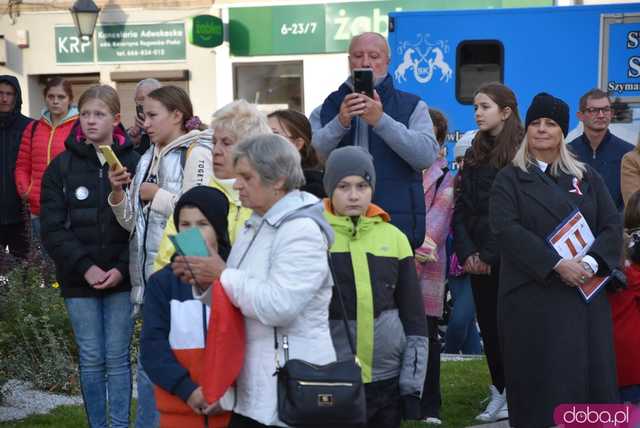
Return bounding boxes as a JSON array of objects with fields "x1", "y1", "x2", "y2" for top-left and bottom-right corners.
[
  {"x1": 525, "y1": 92, "x2": 570, "y2": 137},
  {"x1": 173, "y1": 186, "x2": 231, "y2": 261},
  {"x1": 323, "y1": 146, "x2": 376, "y2": 197}
]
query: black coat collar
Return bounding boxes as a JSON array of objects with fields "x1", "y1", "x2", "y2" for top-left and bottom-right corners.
[{"x1": 514, "y1": 164, "x2": 590, "y2": 222}]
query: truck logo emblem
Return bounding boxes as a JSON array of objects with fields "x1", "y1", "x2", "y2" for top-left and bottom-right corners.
[{"x1": 394, "y1": 34, "x2": 452, "y2": 84}]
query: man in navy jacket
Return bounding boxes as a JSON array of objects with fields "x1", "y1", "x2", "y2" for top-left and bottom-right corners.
[
  {"x1": 0, "y1": 75, "x2": 33, "y2": 262},
  {"x1": 310, "y1": 32, "x2": 438, "y2": 249},
  {"x1": 568, "y1": 88, "x2": 633, "y2": 211}
]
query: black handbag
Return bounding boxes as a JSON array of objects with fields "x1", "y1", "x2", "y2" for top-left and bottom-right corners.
[{"x1": 275, "y1": 254, "x2": 366, "y2": 427}]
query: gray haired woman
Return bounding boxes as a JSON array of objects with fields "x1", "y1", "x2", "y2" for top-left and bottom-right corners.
[{"x1": 171, "y1": 134, "x2": 337, "y2": 427}]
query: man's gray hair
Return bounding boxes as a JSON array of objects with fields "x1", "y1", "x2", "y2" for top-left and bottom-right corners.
[
  {"x1": 348, "y1": 32, "x2": 390, "y2": 59},
  {"x1": 135, "y1": 78, "x2": 162, "y2": 93},
  {"x1": 232, "y1": 134, "x2": 305, "y2": 192}
]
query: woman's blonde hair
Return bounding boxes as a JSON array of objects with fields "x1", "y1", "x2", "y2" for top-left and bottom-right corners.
[
  {"x1": 512, "y1": 132, "x2": 586, "y2": 180},
  {"x1": 211, "y1": 100, "x2": 271, "y2": 143},
  {"x1": 78, "y1": 85, "x2": 120, "y2": 115}
]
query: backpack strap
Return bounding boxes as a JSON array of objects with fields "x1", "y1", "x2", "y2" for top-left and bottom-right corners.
[
  {"x1": 29, "y1": 120, "x2": 39, "y2": 148},
  {"x1": 59, "y1": 153, "x2": 73, "y2": 230}
]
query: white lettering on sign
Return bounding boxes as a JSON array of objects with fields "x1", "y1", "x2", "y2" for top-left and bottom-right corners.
[
  {"x1": 280, "y1": 22, "x2": 318, "y2": 36},
  {"x1": 333, "y1": 7, "x2": 402, "y2": 41},
  {"x1": 114, "y1": 48, "x2": 167, "y2": 58},
  {"x1": 57, "y1": 36, "x2": 91, "y2": 54},
  {"x1": 608, "y1": 81, "x2": 640, "y2": 92}
]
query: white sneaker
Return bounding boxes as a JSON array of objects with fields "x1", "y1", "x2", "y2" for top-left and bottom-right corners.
[
  {"x1": 475, "y1": 385, "x2": 509, "y2": 422},
  {"x1": 422, "y1": 416, "x2": 442, "y2": 425}
]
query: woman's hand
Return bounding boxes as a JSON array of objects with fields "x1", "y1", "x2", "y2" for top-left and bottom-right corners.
[
  {"x1": 93, "y1": 268, "x2": 123, "y2": 290},
  {"x1": 171, "y1": 250, "x2": 226, "y2": 291},
  {"x1": 84, "y1": 265, "x2": 107, "y2": 286},
  {"x1": 475, "y1": 259, "x2": 492, "y2": 275},
  {"x1": 554, "y1": 259, "x2": 593, "y2": 287},
  {"x1": 108, "y1": 167, "x2": 131, "y2": 204},
  {"x1": 463, "y1": 253, "x2": 491, "y2": 275},
  {"x1": 139, "y1": 182, "x2": 160, "y2": 203}
]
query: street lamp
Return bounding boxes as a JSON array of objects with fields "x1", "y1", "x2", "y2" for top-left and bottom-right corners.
[{"x1": 70, "y1": 0, "x2": 101, "y2": 39}]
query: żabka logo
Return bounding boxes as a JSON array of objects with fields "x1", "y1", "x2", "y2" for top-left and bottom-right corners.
[{"x1": 554, "y1": 404, "x2": 640, "y2": 427}]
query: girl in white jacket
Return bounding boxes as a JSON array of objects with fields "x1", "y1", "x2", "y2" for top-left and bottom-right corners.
[{"x1": 107, "y1": 85, "x2": 213, "y2": 428}]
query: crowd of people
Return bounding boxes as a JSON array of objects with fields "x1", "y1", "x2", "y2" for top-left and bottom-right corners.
[{"x1": 0, "y1": 29, "x2": 639, "y2": 428}]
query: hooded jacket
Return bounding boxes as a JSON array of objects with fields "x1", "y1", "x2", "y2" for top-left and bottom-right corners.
[
  {"x1": 205, "y1": 191, "x2": 336, "y2": 426},
  {"x1": 15, "y1": 106, "x2": 79, "y2": 216},
  {"x1": 40, "y1": 125, "x2": 140, "y2": 298},
  {"x1": 323, "y1": 201, "x2": 427, "y2": 409},
  {"x1": 108, "y1": 130, "x2": 213, "y2": 308},
  {"x1": 0, "y1": 75, "x2": 33, "y2": 225}
]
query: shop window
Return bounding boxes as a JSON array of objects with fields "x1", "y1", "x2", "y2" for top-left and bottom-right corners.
[
  {"x1": 456, "y1": 41, "x2": 504, "y2": 104},
  {"x1": 233, "y1": 62, "x2": 304, "y2": 113}
]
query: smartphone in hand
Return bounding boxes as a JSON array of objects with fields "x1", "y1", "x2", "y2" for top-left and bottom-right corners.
[
  {"x1": 98, "y1": 145, "x2": 123, "y2": 170},
  {"x1": 352, "y1": 68, "x2": 374, "y2": 98},
  {"x1": 136, "y1": 104, "x2": 145, "y2": 122}
]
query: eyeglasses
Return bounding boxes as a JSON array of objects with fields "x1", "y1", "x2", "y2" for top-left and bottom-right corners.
[{"x1": 583, "y1": 106, "x2": 611, "y2": 115}]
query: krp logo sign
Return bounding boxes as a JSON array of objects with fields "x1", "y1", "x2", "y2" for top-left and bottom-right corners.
[
  {"x1": 55, "y1": 27, "x2": 94, "y2": 64},
  {"x1": 394, "y1": 34, "x2": 452, "y2": 85}
]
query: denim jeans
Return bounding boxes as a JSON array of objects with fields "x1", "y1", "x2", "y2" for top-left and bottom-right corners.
[
  {"x1": 444, "y1": 275, "x2": 482, "y2": 354},
  {"x1": 31, "y1": 216, "x2": 41, "y2": 241},
  {"x1": 65, "y1": 291, "x2": 133, "y2": 428},
  {"x1": 135, "y1": 355, "x2": 160, "y2": 428}
]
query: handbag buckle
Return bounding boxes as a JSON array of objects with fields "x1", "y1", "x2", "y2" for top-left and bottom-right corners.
[{"x1": 317, "y1": 394, "x2": 334, "y2": 407}]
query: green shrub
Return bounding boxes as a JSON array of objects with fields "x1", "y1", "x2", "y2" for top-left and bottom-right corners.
[{"x1": 0, "y1": 257, "x2": 79, "y2": 396}]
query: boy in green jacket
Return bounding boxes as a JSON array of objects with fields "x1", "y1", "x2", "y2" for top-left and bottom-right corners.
[{"x1": 323, "y1": 146, "x2": 428, "y2": 428}]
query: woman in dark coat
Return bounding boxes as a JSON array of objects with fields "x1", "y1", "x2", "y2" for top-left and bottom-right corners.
[{"x1": 490, "y1": 93, "x2": 621, "y2": 428}]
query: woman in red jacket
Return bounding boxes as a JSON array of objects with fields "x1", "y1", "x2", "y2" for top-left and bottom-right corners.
[
  {"x1": 610, "y1": 190, "x2": 640, "y2": 404},
  {"x1": 15, "y1": 77, "x2": 79, "y2": 238}
]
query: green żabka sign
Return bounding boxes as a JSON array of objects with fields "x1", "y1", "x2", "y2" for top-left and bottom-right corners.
[
  {"x1": 229, "y1": 0, "x2": 553, "y2": 56},
  {"x1": 55, "y1": 22, "x2": 186, "y2": 64},
  {"x1": 189, "y1": 15, "x2": 224, "y2": 48}
]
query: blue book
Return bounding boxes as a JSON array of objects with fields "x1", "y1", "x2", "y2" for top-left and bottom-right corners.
[{"x1": 169, "y1": 227, "x2": 209, "y2": 257}]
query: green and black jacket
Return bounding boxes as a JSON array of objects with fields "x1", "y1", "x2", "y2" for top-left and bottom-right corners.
[{"x1": 324, "y1": 200, "x2": 428, "y2": 400}]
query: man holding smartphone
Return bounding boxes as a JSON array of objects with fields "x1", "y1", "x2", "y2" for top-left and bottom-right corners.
[
  {"x1": 128, "y1": 78, "x2": 161, "y2": 155},
  {"x1": 310, "y1": 32, "x2": 438, "y2": 250}
]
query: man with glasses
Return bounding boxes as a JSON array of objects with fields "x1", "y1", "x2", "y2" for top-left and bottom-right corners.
[{"x1": 568, "y1": 88, "x2": 634, "y2": 210}]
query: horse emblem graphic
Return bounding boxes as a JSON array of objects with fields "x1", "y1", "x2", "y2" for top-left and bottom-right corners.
[{"x1": 394, "y1": 35, "x2": 452, "y2": 84}]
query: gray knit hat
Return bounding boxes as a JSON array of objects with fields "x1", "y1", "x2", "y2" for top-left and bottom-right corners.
[{"x1": 323, "y1": 146, "x2": 376, "y2": 197}]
